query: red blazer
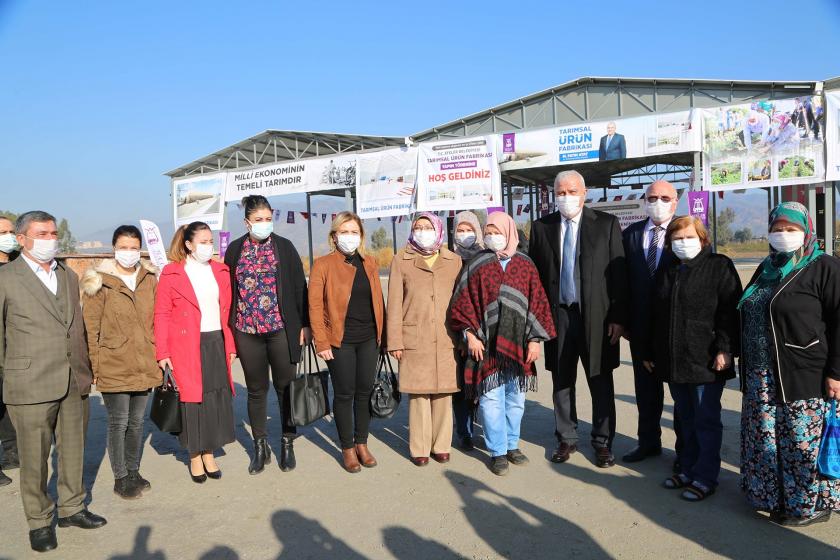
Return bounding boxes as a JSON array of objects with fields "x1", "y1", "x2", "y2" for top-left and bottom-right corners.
[{"x1": 153, "y1": 260, "x2": 236, "y2": 403}]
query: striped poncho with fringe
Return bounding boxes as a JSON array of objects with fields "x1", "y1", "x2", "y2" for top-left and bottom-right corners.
[{"x1": 448, "y1": 251, "x2": 556, "y2": 399}]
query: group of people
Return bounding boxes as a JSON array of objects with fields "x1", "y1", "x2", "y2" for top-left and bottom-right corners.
[{"x1": 1, "y1": 169, "x2": 839, "y2": 552}]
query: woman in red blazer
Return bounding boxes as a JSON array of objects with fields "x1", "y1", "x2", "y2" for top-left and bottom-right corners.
[{"x1": 154, "y1": 221, "x2": 237, "y2": 483}]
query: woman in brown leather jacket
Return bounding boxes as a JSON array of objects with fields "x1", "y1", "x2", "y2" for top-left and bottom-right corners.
[{"x1": 308, "y1": 212, "x2": 385, "y2": 473}]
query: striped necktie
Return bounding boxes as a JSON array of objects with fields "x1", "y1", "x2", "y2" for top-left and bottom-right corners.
[{"x1": 647, "y1": 226, "x2": 662, "y2": 276}]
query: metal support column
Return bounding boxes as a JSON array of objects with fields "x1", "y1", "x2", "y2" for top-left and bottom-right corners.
[
  {"x1": 826, "y1": 182, "x2": 835, "y2": 255},
  {"x1": 306, "y1": 193, "x2": 314, "y2": 270}
]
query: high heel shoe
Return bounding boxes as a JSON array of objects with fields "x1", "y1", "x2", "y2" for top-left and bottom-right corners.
[
  {"x1": 249, "y1": 437, "x2": 270, "y2": 475},
  {"x1": 188, "y1": 464, "x2": 207, "y2": 484},
  {"x1": 201, "y1": 456, "x2": 222, "y2": 480}
]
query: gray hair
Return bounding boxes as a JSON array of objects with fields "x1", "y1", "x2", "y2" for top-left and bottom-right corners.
[
  {"x1": 15, "y1": 211, "x2": 57, "y2": 235},
  {"x1": 553, "y1": 170, "x2": 586, "y2": 189}
]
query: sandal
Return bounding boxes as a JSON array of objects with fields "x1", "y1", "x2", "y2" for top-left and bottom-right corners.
[
  {"x1": 680, "y1": 481, "x2": 715, "y2": 502},
  {"x1": 662, "y1": 474, "x2": 690, "y2": 489}
]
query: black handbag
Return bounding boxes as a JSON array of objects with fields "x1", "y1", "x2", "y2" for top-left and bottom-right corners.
[
  {"x1": 149, "y1": 366, "x2": 181, "y2": 433},
  {"x1": 370, "y1": 352, "x2": 401, "y2": 419},
  {"x1": 289, "y1": 345, "x2": 330, "y2": 427}
]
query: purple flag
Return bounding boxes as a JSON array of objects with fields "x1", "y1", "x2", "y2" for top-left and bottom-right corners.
[
  {"x1": 287, "y1": 211, "x2": 295, "y2": 224},
  {"x1": 688, "y1": 191, "x2": 709, "y2": 226},
  {"x1": 219, "y1": 231, "x2": 231, "y2": 259},
  {"x1": 502, "y1": 133, "x2": 515, "y2": 153}
]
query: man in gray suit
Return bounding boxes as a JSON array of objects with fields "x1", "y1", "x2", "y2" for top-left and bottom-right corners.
[{"x1": 0, "y1": 211, "x2": 106, "y2": 553}]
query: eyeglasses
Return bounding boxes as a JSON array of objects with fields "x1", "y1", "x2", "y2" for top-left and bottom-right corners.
[{"x1": 646, "y1": 196, "x2": 673, "y2": 203}]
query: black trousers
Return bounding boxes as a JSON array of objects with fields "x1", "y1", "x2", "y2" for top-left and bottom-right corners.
[
  {"x1": 630, "y1": 356, "x2": 683, "y2": 452},
  {"x1": 551, "y1": 304, "x2": 616, "y2": 449},
  {"x1": 0, "y1": 376, "x2": 17, "y2": 454},
  {"x1": 327, "y1": 338, "x2": 378, "y2": 449},
  {"x1": 235, "y1": 329, "x2": 298, "y2": 439}
]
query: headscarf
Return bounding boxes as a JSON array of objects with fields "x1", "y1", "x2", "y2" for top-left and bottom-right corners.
[
  {"x1": 738, "y1": 201, "x2": 823, "y2": 308},
  {"x1": 407, "y1": 212, "x2": 444, "y2": 256},
  {"x1": 485, "y1": 211, "x2": 519, "y2": 260},
  {"x1": 453, "y1": 211, "x2": 484, "y2": 260},
  {"x1": 773, "y1": 113, "x2": 791, "y2": 128}
]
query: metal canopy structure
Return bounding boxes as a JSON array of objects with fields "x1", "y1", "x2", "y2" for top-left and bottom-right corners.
[
  {"x1": 409, "y1": 76, "x2": 820, "y2": 189},
  {"x1": 165, "y1": 130, "x2": 406, "y2": 178}
]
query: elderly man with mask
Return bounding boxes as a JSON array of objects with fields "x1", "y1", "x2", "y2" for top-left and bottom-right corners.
[
  {"x1": 0, "y1": 211, "x2": 106, "y2": 552},
  {"x1": 621, "y1": 180, "x2": 682, "y2": 466},
  {"x1": 529, "y1": 170, "x2": 629, "y2": 468}
]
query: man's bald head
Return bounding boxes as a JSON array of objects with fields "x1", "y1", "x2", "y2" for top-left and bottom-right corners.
[{"x1": 645, "y1": 180, "x2": 678, "y2": 225}]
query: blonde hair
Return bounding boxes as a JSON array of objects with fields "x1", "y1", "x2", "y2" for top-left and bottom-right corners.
[
  {"x1": 665, "y1": 216, "x2": 710, "y2": 249},
  {"x1": 328, "y1": 211, "x2": 366, "y2": 254},
  {"x1": 169, "y1": 221, "x2": 211, "y2": 262}
]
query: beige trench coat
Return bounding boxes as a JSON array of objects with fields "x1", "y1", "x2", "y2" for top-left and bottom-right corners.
[{"x1": 386, "y1": 246, "x2": 461, "y2": 394}]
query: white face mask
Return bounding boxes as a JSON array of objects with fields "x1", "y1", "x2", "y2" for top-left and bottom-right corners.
[
  {"x1": 191, "y1": 243, "x2": 214, "y2": 263},
  {"x1": 114, "y1": 249, "x2": 141, "y2": 269},
  {"x1": 336, "y1": 233, "x2": 361, "y2": 255},
  {"x1": 455, "y1": 232, "x2": 476, "y2": 248},
  {"x1": 769, "y1": 231, "x2": 805, "y2": 253},
  {"x1": 556, "y1": 195, "x2": 582, "y2": 218},
  {"x1": 0, "y1": 233, "x2": 18, "y2": 254},
  {"x1": 413, "y1": 230, "x2": 437, "y2": 250},
  {"x1": 484, "y1": 234, "x2": 507, "y2": 253},
  {"x1": 645, "y1": 200, "x2": 674, "y2": 224},
  {"x1": 248, "y1": 220, "x2": 273, "y2": 241},
  {"x1": 27, "y1": 237, "x2": 59, "y2": 263},
  {"x1": 671, "y1": 238, "x2": 702, "y2": 261}
]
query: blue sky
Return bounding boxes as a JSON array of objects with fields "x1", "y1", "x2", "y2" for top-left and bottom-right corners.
[{"x1": 1, "y1": 0, "x2": 838, "y2": 240}]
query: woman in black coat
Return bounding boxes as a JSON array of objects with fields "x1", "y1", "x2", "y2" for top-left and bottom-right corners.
[
  {"x1": 644, "y1": 216, "x2": 742, "y2": 502},
  {"x1": 224, "y1": 195, "x2": 310, "y2": 475}
]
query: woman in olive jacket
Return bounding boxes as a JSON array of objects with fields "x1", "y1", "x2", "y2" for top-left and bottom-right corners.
[
  {"x1": 644, "y1": 216, "x2": 741, "y2": 502},
  {"x1": 82, "y1": 225, "x2": 161, "y2": 500}
]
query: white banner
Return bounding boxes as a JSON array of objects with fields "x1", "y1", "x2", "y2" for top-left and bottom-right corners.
[
  {"x1": 826, "y1": 91, "x2": 840, "y2": 181},
  {"x1": 224, "y1": 154, "x2": 358, "y2": 201},
  {"x1": 702, "y1": 96, "x2": 825, "y2": 191},
  {"x1": 139, "y1": 219, "x2": 169, "y2": 271},
  {"x1": 415, "y1": 135, "x2": 502, "y2": 211},
  {"x1": 499, "y1": 110, "x2": 700, "y2": 171},
  {"x1": 356, "y1": 147, "x2": 418, "y2": 219},
  {"x1": 173, "y1": 173, "x2": 226, "y2": 231}
]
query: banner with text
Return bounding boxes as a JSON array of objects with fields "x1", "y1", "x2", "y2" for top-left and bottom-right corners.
[
  {"x1": 224, "y1": 154, "x2": 358, "y2": 200},
  {"x1": 416, "y1": 135, "x2": 502, "y2": 211},
  {"x1": 173, "y1": 173, "x2": 227, "y2": 230},
  {"x1": 499, "y1": 110, "x2": 700, "y2": 172},
  {"x1": 702, "y1": 96, "x2": 825, "y2": 191},
  {"x1": 826, "y1": 91, "x2": 840, "y2": 181},
  {"x1": 356, "y1": 147, "x2": 418, "y2": 219}
]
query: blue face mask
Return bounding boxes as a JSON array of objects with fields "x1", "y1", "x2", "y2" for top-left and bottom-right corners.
[{"x1": 248, "y1": 220, "x2": 273, "y2": 240}]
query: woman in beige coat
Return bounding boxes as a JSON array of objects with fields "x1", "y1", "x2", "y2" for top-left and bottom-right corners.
[
  {"x1": 387, "y1": 213, "x2": 461, "y2": 466},
  {"x1": 82, "y1": 225, "x2": 161, "y2": 499}
]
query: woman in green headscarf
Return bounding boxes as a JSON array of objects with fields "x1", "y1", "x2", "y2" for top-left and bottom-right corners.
[{"x1": 739, "y1": 201, "x2": 840, "y2": 527}]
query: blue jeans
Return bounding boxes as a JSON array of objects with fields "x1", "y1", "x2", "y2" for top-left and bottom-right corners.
[
  {"x1": 669, "y1": 380, "x2": 725, "y2": 488},
  {"x1": 478, "y1": 379, "x2": 525, "y2": 457}
]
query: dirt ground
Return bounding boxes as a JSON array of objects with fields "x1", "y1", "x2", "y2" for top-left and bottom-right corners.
[{"x1": 1, "y1": 271, "x2": 839, "y2": 559}]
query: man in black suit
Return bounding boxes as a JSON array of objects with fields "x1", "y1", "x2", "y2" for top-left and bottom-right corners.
[
  {"x1": 621, "y1": 180, "x2": 681, "y2": 465},
  {"x1": 529, "y1": 170, "x2": 629, "y2": 468},
  {"x1": 598, "y1": 122, "x2": 626, "y2": 161}
]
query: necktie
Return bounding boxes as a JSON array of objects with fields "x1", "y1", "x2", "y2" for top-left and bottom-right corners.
[
  {"x1": 561, "y1": 219, "x2": 576, "y2": 304},
  {"x1": 606, "y1": 135, "x2": 612, "y2": 150},
  {"x1": 647, "y1": 226, "x2": 662, "y2": 276}
]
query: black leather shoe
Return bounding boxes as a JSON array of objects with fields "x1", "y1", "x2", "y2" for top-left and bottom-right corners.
[
  {"x1": 550, "y1": 442, "x2": 577, "y2": 463},
  {"x1": 280, "y1": 436, "x2": 296, "y2": 472},
  {"x1": 0, "y1": 467, "x2": 11, "y2": 487},
  {"x1": 622, "y1": 445, "x2": 662, "y2": 463},
  {"x1": 777, "y1": 509, "x2": 831, "y2": 527},
  {"x1": 1, "y1": 447, "x2": 19, "y2": 469},
  {"x1": 595, "y1": 447, "x2": 616, "y2": 468},
  {"x1": 189, "y1": 464, "x2": 207, "y2": 484},
  {"x1": 113, "y1": 476, "x2": 142, "y2": 499},
  {"x1": 58, "y1": 510, "x2": 107, "y2": 529},
  {"x1": 249, "y1": 437, "x2": 270, "y2": 475},
  {"x1": 128, "y1": 470, "x2": 151, "y2": 492},
  {"x1": 489, "y1": 456, "x2": 509, "y2": 476},
  {"x1": 29, "y1": 526, "x2": 57, "y2": 552}
]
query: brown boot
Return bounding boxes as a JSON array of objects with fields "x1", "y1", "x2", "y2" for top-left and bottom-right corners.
[
  {"x1": 341, "y1": 449, "x2": 361, "y2": 473},
  {"x1": 354, "y1": 443, "x2": 378, "y2": 468}
]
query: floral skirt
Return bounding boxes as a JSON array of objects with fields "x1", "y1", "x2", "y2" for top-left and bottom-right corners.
[{"x1": 740, "y1": 368, "x2": 840, "y2": 517}]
